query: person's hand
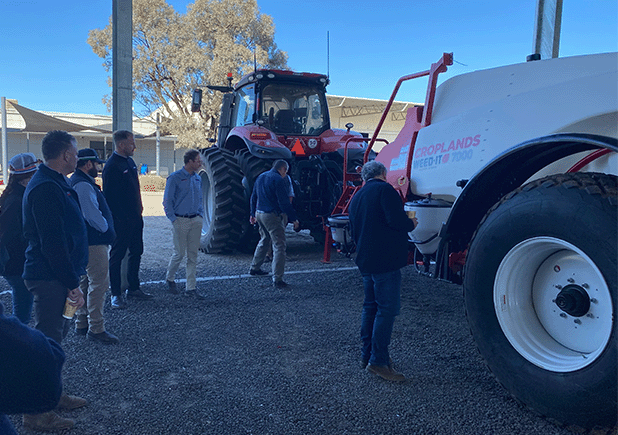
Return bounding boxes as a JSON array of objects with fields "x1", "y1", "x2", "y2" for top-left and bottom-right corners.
[
  {"x1": 250, "y1": 216, "x2": 257, "y2": 225},
  {"x1": 68, "y1": 287, "x2": 85, "y2": 309},
  {"x1": 293, "y1": 220, "x2": 300, "y2": 232},
  {"x1": 412, "y1": 217, "x2": 418, "y2": 229}
]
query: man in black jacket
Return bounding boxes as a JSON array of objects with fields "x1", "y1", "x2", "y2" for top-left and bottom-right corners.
[
  {"x1": 103, "y1": 130, "x2": 153, "y2": 309},
  {"x1": 22, "y1": 130, "x2": 88, "y2": 429},
  {"x1": 348, "y1": 160, "x2": 416, "y2": 382}
]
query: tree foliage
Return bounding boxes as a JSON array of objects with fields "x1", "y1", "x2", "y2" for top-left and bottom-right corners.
[{"x1": 87, "y1": 0, "x2": 287, "y2": 147}]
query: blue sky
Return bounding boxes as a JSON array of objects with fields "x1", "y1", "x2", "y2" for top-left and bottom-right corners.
[{"x1": 1, "y1": 0, "x2": 616, "y2": 116}]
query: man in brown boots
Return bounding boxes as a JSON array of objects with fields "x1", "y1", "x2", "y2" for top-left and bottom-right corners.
[{"x1": 21, "y1": 131, "x2": 90, "y2": 430}]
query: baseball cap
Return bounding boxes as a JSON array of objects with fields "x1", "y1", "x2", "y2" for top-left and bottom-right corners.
[
  {"x1": 77, "y1": 148, "x2": 105, "y2": 164},
  {"x1": 9, "y1": 153, "x2": 38, "y2": 174}
]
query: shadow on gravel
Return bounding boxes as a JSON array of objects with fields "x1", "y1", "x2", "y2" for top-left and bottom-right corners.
[{"x1": 1, "y1": 220, "x2": 599, "y2": 434}]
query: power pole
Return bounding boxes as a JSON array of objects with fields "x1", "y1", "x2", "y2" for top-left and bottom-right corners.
[
  {"x1": 530, "y1": 0, "x2": 563, "y2": 60},
  {"x1": 112, "y1": 0, "x2": 133, "y2": 132}
]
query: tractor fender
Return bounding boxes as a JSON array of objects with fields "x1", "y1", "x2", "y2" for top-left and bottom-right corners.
[
  {"x1": 440, "y1": 133, "x2": 618, "y2": 254},
  {"x1": 224, "y1": 128, "x2": 293, "y2": 161}
]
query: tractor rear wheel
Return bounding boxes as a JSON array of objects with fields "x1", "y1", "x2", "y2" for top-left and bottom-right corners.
[
  {"x1": 234, "y1": 149, "x2": 273, "y2": 253},
  {"x1": 464, "y1": 172, "x2": 617, "y2": 429},
  {"x1": 199, "y1": 147, "x2": 246, "y2": 253}
]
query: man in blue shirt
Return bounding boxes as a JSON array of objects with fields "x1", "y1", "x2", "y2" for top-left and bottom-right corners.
[
  {"x1": 163, "y1": 149, "x2": 204, "y2": 297},
  {"x1": 249, "y1": 160, "x2": 299, "y2": 288}
]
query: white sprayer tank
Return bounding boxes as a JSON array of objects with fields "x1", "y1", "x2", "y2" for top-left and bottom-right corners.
[{"x1": 405, "y1": 198, "x2": 453, "y2": 255}]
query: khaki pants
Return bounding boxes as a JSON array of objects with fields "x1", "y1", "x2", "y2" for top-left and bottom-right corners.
[
  {"x1": 76, "y1": 245, "x2": 110, "y2": 334},
  {"x1": 251, "y1": 212, "x2": 286, "y2": 283},
  {"x1": 166, "y1": 216, "x2": 203, "y2": 290}
]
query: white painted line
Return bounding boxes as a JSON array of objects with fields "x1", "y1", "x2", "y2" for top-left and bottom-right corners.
[
  {"x1": 0, "y1": 267, "x2": 358, "y2": 297},
  {"x1": 142, "y1": 266, "x2": 358, "y2": 285}
]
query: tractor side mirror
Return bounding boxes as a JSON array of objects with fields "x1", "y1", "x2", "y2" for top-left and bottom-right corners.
[{"x1": 191, "y1": 89, "x2": 203, "y2": 112}]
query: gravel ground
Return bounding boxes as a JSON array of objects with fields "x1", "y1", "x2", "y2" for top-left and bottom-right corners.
[{"x1": 1, "y1": 194, "x2": 615, "y2": 434}]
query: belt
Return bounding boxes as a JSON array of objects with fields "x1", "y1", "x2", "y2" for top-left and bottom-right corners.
[
  {"x1": 175, "y1": 213, "x2": 199, "y2": 219},
  {"x1": 256, "y1": 210, "x2": 278, "y2": 214}
]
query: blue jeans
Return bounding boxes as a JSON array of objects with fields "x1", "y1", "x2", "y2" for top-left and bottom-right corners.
[
  {"x1": 360, "y1": 269, "x2": 402, "y2": 366},
  {"x1": 4, "y1": 275, "x2": 33, "y2": 324}
]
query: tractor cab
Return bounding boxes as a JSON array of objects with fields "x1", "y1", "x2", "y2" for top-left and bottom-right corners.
[{"x1": 228, "y1": 69, "x2": 331, "y2": 138}]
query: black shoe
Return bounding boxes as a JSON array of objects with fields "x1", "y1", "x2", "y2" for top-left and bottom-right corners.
[
  {"x1": 249, "y1": 269, "x2": 269, "y2": 276},
  {"x1": 87, "y1": 330, "x2": 120, "y2": 345},
  {"x1": 361, "y1": 357, "x2": 393, "y2": 370},
  {"x1": 274, "y1": 280, "x2": 289, "y2": 289},
  {"x1": 366, "y1": 364, "x2": 406, "y2": 382},
  {"x1": 184, "y1": 289, "x2": 206, "y2": 300},
  {"x1": 167, "y1": 280, "x2": 179, "y2": 294},
  {"x1": 111, "y1": 295, "x2": 127, "y2": 309},
  {"x1": 75, "y1": 327, "x2": 88, "y2": 336},
  {"x1": 126, "y1": 289, "x2": 154, "y2": 300}
]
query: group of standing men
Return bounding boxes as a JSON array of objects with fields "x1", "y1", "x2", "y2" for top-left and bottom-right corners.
[{"x1": 0, "y1": 129, "x2": 152, "y2": 432}]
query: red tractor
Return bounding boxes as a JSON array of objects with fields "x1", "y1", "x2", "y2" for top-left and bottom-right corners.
[{"x1": 194, "y1": 69, "x2": 372, "y2": 253}]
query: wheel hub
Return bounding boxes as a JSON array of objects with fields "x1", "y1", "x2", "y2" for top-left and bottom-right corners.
[{"x1": 555, "y1": 284, "x2": 591, "y2": 317}]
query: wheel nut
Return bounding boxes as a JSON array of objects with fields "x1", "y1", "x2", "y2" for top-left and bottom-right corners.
[
  {"x1": 560, "y1": 313, "x2": 567, "y2": 318},
  {"x1": 574, "y1": 319, "x2": 582, "y2": 324},
  {"x1": 567, "y1": 278, "x2": 575, "y2": 283},
  {"x1": 582, "y1": 283, "x2": 589, "y2": 289}
]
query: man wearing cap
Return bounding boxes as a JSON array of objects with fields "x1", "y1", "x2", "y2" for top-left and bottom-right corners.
[
  {"x1": 22, "y1": 130, "x2": 88, "y2": 431},
  {"x1": 103, "y1": 130, "x2": 153, "y2": 309},
  {"x1": 70, "y1": 149, "x2": 119, "y2": 344},
  {"x1": 163, "y1": 149, "x2": 205, "y2": 297},
  {"x1": 0, "y1": 153, "x2": 39, "y2": 323}
]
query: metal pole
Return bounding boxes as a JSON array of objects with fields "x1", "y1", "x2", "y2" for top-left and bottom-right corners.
[
  {"x1": 156, "y1": 113, "x2": 160, "y2": 175},
  {"x1": 27, "y1": 132, "x2": 30, "y2": 153},
  {"x1": 532, "y1": 0, "x2": 563, "y2": 60},
  {"x1": 1, "y1": 97, "x2": 8, "y2": 185},
  {"x1": 112, "y1": 0, "x2": 133, "y2": 132}
]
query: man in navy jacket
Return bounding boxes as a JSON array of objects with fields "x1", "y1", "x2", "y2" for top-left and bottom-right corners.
[
  {"x1": 22, "y1": 130, "x2": 88, "y2": 430},
  {"x1": 348, "y1": 160, "x2": 416, "y2": 382},
  {"x1": 0, "y1": 302, "x2": 65, "y2": 434}
]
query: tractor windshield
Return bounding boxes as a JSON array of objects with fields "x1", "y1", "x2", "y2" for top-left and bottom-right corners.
[{"x1": 260, "y1": 83, "x2": 329, "y2": 136}]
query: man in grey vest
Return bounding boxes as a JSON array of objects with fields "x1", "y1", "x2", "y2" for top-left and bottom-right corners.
[{"x1": 71, "y1": 149, "x2": 119, "y2": 344}]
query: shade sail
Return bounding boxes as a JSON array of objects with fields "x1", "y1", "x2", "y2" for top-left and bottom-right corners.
[{"x1": 9, "y1": 101, "x2": 112, "y2": 133}]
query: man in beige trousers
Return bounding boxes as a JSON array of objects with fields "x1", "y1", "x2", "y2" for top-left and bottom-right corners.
[{"x1": 163, "y1": 149, "x2": 205, "y2": 298}]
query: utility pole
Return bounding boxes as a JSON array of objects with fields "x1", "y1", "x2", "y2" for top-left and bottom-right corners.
[
  {"x1": 112, "y1": 0, "x2": 133, "y2": 132},
  {"x1": 1, "y1": 97, "x2": 7, "y2": 185},
  {"x1": 530, "y1": 0, "x2": 563, "y2": 60}
]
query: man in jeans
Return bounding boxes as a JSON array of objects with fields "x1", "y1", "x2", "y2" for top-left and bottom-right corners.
[
  {"x1": 163, "y1": 149, "x2": 204, "y2": 298},
  {"x1": 348, "y1": 161, "x2": 416, "y2": 382},
  {"x1": 249, "y1": 160, "x2": 299, "y2": 288},
  {"x1": 71, "y1": 148, "x2": 119, "y2": 344}
]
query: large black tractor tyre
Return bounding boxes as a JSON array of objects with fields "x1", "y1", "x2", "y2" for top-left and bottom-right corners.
[
  {"x1": 199, "y1": 147, "x2": 246, "y2": 253},
  {"x1": 234, "y1": 149, "x2": 273, "y2": 253},
  {"x1": 464, "y1": 172, "x2": 617, "y2": 429}
]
